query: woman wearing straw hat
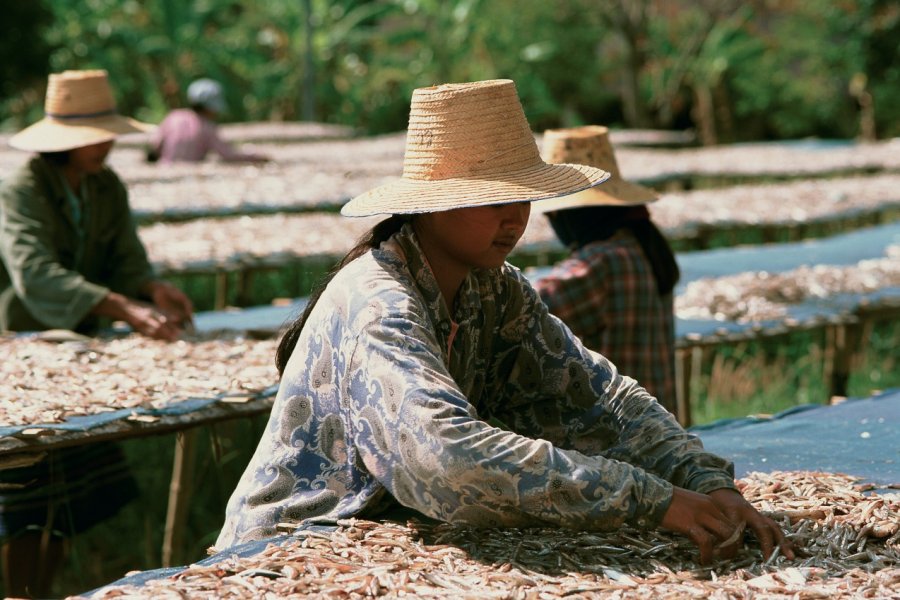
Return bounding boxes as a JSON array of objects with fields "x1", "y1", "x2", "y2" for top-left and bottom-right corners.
[
  {"x1": 0, "y1": 69, "x2": 194, "y2": 339},
  {"x1": 0, "y1": 69, "x2": 194, "y2": 597},
  {"x1": 215, "y1": 80, "x2": 792, "y2": 566},
  {"x1": 533, "y1": 126, "x2": 679, "y2": 416}
]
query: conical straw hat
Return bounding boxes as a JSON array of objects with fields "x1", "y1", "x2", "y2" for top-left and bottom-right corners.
[
  {"x1": 341, "y1": 80, "x2": 610, "y2": 217},
  {"x1": 10, "y1": 70, "x2": 154, "y2": 153},
  {"x1": 533, "y1": 125, "x2": 658, "y2": 214}
]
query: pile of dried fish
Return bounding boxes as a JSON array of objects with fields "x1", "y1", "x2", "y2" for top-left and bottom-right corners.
[
  {"x1": 677, "y1": 244, "x2": 900, "y2": 322},
  {"x1": 3, "y1": 133, "x2": 898, "y2": 191},
  {"x1": 618, "y1": 138, "x2": 900, "y2": 180},
  {"x1": 646, "y1": 174, "x2": 900, "y2": 231},
  {"x1": 81, "y1": 470, "x2": 898, "y2": 599},
  {"x1": 141, "y1": 214, "x2": 379, "y2": 270},
  {"x1": 136, "y1": 174, "x2": 900, "y2": 270},
  {"x1": 0, "y1": 333, "x2": 278, "y2": 427}
]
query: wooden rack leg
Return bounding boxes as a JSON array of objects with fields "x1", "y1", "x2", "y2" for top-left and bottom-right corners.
[
  {"x1": 214, "y1": 271, "x2": 229, "y2": 310},
  {"x1": 830, "y1": 319, "x2": 863, "y2": 401},
  {"x1": 675, "y1": 347, "x2": 694, "y2": 428},
  {"x1": 235, "y1": 267, "x2": 253, "y2": 307},
  {"x1": 162, "y1": 428, "x2": 199, "y2": 567}
]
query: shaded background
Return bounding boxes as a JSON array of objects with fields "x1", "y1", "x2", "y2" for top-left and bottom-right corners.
[{"x1": 2, "y1": 0, "x2": 899, "y2": 143}]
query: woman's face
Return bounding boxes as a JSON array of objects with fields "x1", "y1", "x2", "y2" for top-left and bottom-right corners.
[
  {"x1": 414, "y1": 202, "x2": 531, "y2": 273},
  {"x1": 68, "y1": 140, "x2": 115, "y2": 174}
]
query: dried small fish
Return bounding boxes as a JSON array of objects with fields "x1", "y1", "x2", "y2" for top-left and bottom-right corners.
[
  {"x1": 0, "y1": 332, "x2": 277, "y2": 427},
  {"x1": 72, "y1": 470, "x2": 899, "y2": 600}
]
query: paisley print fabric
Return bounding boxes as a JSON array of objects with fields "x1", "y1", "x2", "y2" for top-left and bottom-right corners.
[{"x1": 216, "y1": 223, "x2": 735, "y2": 549}]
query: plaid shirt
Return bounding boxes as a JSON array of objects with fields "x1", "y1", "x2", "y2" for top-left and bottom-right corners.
[{"x1": 534, "y1": 230, "x2": 677, "y2": 413}]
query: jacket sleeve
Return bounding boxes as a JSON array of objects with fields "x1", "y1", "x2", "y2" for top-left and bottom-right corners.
[
  {"x1": 0, "y1": 172, "x2": 109, "y2": 329},
  {"x1": 345, "y1": 305, "x2": 675, "y2": 532},
  {"x1": 101, "y1": 175, "x2": 155, "y2": 298},
  {"x1": 497, "y1": 270, "x2": 737, "y2": 498}
]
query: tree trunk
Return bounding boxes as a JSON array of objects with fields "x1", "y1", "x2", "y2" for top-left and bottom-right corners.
[{"x1": 692, "y1": 84, "x2": 717, "y2": 146}]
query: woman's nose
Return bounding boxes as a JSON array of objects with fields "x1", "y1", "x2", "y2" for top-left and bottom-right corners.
[{"x1": 502, "y1": 202, "x2": 530, "y2": 226}]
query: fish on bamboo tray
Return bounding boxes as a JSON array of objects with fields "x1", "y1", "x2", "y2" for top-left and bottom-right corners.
[
  {"x1": 677, "y1": 244, "x2": 900, "y2": 322},
  {"x1": 79, "y1": 470, "x2": 899, "y2": 599},
  {"x1": 0, "y1": 332, "x2": 278, "y2": 428},
  {"x1": 135, "y1": 173, "x2": 900, "y2": 271}
]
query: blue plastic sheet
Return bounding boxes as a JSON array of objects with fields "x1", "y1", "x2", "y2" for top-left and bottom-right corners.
[
  {"x1": 0, "y1": 386, "x2": 278, "y2": 438},
  {"x1": 694, "y1": 388, "x2": 900, "y2": 488}
]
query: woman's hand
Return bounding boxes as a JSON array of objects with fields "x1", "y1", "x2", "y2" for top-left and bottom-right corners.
[
  {"x1": 144, "y1": 280, "x2": 194, "y2": 330},
  {"x1": 707, "y1": 488, "x2": 795, "y2": 561},
  {"x1": 660, "y1": 487, "x2": 739, "y2": 564},
  {"x1": 93, "y1": 291, "x2": 185, "y2": 341},
  {"x1": 122, "y1": 299, "x2": 184, "y2": 341}
]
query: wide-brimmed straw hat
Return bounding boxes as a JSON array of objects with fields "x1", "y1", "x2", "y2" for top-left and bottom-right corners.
[
  {"x1": 533, "y1": 125, "x2": 658, "y2": 214},
  {"x1": 341, "y1": 80, "x2": 610, "y2": 217},
  {"x1": 10, "y1": 69, "x2": 153, "y2": 153}
]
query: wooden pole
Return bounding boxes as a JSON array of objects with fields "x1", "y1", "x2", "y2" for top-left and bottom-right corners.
[
  {"x1": 302, "y1": 0, "x2": 315, "y2": 121},
  {"x1": 162, "y1": 428, "x2": 199, "y2": 567},
  {"x1": 675, "y1": 346, "x2": 694, "y2": 427}
]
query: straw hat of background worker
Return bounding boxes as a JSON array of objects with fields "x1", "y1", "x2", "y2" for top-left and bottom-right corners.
[
  {"x1": 9, "y1": 69, "x2": 153, "y2": 153},
  {"x1": 341, "y1": 79, "x2": 611, "y2": 217},
  {"x1": 534, "y1": 125, "x2": 658, "y2": 214}
]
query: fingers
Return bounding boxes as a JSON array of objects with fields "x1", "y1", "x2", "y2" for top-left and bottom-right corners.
[
  {"x1": 689, "y1": 526, "x2": 716, "y2": 565},
  {"x1": 138, "y1": 311, "x2": 183, "y2": 341},
  {"x1": 749, "y1": 515, "x2": 795, "y2": 561},
  {"x1": 701, "y1": 510, "x2": 737, "y2": 543}
]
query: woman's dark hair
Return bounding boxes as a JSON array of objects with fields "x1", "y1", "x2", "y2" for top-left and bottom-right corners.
[
  {"x1": 39, "y1": 150, "x2": 71, "y2": 166},
  {"x1": 547, "y1": 205, "x2": 680, "y2": 296},
  {"x1": 275, "y1": 214, "x2": 410, "y2": 375}
]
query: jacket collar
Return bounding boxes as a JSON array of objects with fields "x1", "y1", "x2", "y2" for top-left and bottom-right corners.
[{"x1": 391, "y1": 222, "x2": 481, "y2": 330}]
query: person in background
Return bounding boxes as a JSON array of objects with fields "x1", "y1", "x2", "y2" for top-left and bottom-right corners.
[
  {"x1": 0, "y1": 69, "x2": 194, "y2": 597},
  {"x1": 533, "y1": 126, "x2": 680, "y2": 416},
  {"x1": 147, "y1": 78, "x2": 270, "y2": 164},
  {"x1": 216, "y1": 80, "x2": 792, "y2": 568}
]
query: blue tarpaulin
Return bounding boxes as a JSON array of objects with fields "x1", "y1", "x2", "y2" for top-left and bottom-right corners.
[{"x1": 694, "y1": 388, "x2": 899, "y2": 488}]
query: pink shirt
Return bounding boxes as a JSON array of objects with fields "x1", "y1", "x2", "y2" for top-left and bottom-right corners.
[{"x1": 151, "y1": 109, "x2": 264, "y2": 163}]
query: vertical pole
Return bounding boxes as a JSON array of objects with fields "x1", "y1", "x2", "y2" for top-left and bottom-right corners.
[
  {"x1": 214, "y1": 270, "x2": 229, "y2": 311},
  {"x1": 675, "y1": 346, "x2": 694, "y2": 428},
  {"x1": 302, "y1": 0, "x2": 315, "y2": 121},
  {"x1": 830, "y1": 318, "x2": 863, "y2": 401},
  {"x1": 162, "y1": 429, "x2": 198, "y2": 567}
]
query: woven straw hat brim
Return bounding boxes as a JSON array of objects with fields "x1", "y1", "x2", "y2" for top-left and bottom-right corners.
[
  {"x1": 10, "y1": 115, "x2": 154, "y2": 152},
  {"x1": 533, "y1": 177, "x2": 658, "y2": 214},
  {"x1": 341, "y1": 161, "x2": 610, "y2": 217}
]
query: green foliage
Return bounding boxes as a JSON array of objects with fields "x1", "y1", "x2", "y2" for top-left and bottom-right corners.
[
  {"x1": 1, "y1": 1, "x2": 895, "y2": 141},
  {"x1": 0, "y1": 0, "x2": 55, "y2": 125}
]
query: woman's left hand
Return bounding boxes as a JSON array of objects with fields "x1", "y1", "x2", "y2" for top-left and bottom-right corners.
[{"x1": 707, "y1": 488, "x2": 795, "y2": 561}]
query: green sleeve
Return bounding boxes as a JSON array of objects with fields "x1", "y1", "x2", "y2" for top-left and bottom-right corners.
[
  {"x1": 98, "y1": 174, "x2": 155, "y2": 299},
  {"x1": 0, "y1": 167, "x2": 109, "y2": 329}
]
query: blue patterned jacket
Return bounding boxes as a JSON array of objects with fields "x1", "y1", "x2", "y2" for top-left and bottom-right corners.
[{"x1": 216, "y1": 223, "x2": 735, "y2": 548}]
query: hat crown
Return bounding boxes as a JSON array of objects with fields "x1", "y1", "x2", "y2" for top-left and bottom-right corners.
[
  {"x1": 402, "y1": 79, "x2": 542, "y2": 181},
  {"x1": 542, "y1": 125, "x2": 622, "y2": 179},
  {"x1": 44, "y1": 70, "x2": 118, "y2": 120}
]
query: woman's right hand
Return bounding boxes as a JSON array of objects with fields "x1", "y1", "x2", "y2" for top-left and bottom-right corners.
[
  {"x1": 93, "y1": 292, "x2": 184, "y2": 341},
  {"x1": 122, "y1": 299, "x2": 184, "y2": 341},
  {"x1": 660, "y1": 487, "x2": 738, "y2": 565}
]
